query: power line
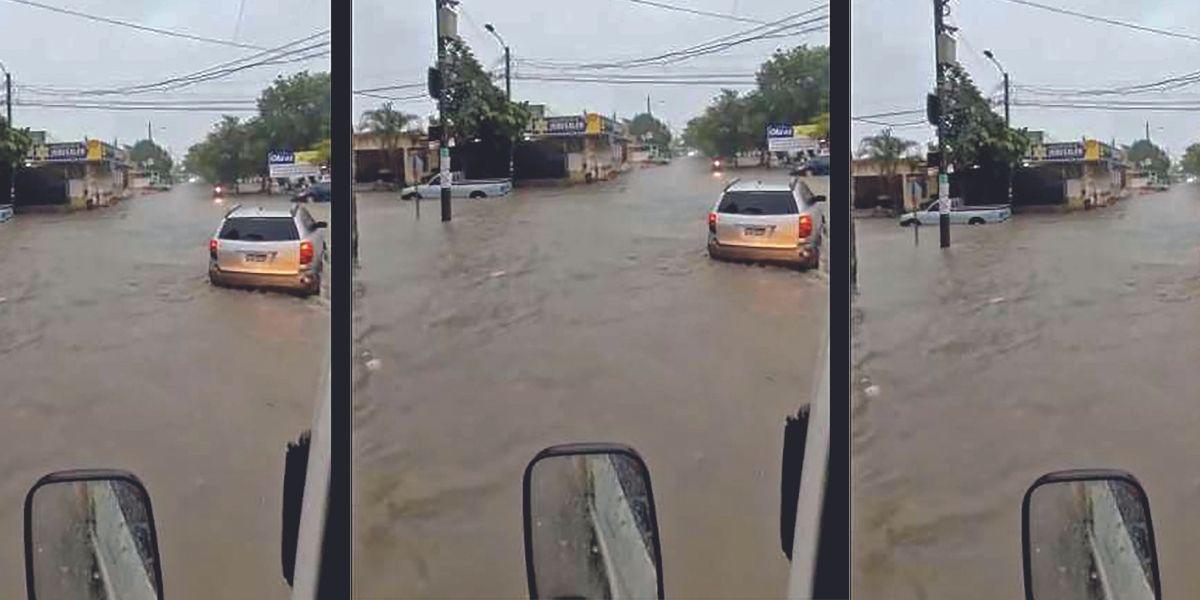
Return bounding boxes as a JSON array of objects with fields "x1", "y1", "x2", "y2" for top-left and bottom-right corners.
[
  {"x1": 853, "y1": 109, "x2": 924, "y2": 119},
  {"x1": 993, "y1": 0, "x2": 1200, "y2": 44},
  {"x1": 2, "y1": 0, "x2": 269, "y2": 50},
  {"x1": 25, "y1": 31, "x2": 330, "y2": 97},
  {"x1": 353, "y1": 83, "x2": 426, "y2": 94},
  {"x1": 355, "y1": 91, "x2": 430, "y2": 101},
  {"x1": 513, "y1": 75, "x2": 757, "y2": 85},
  {"x1": 517, "y1": 6, "x2": 827, "y2": 70},
  {"x1": 233, "y1": 0, "x2": 248, "y2": 42},
  {"x1": 15, "y1": 101, "x2": 258, "y2": 112},
  {"x1": 620, "y1": 0, "x2": 768, "y2": 24}
]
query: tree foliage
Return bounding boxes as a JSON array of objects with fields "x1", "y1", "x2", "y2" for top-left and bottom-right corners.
[
  {"x1": 942, "y1": 63, "x2": 1027, "y2": 171},
  {"x1": 359, "y1": 102, "x2": 418, "y2": 177},
  {"x1": 1128, "y1": 139, "x2": 1170, "y2": 177},
  {"x1": 682, "y1": 45, "x2": 828, "y2": 159},
  {"x1": 1181, "y1": 143, "x2": 1200, "y2": 177},
  {"x1": 442, "y1": 37, "x2": 528, "y2": 143},
  {"x1": 128, "y1": 139, "x2": 173, "y2": 178},
  {"x1": 184, "y1": 72, "x2": 331, "y2": 186},
  {"x1": 0, "y1": 116, "x2": 32, "y2": 167},
  {"x1": 627, "y1": 113, "x2": 672, "y2": 149}
]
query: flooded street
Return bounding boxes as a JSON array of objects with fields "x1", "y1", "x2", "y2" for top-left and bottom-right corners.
[
  {"x1": 0, "y1": 184, "x2": 329, "y2": 599},
  {"x1": 353, "y1": 159, "x2": 828, "y2": 598},
  {"x1": 853, "y1": 184, "x2": 1200, "y2": 598}
]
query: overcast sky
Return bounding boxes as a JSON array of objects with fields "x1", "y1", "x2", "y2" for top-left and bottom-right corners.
[
  {"x1": 353, "y1": 0, "x2": 828, "y2": 136},
  {"x1": 852, "y1": 0, "x2": 1200, "y2": 161},
  {"x1": 0, "y1": 0, "x2": 329, "y2": 160}
]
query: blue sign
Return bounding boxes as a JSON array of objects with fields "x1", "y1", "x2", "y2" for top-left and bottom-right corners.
[
  {"x1": 268, "y1": 150, "x2": 295, "y2": 164},
  {"x1": 767, "y1": 124, "x2": 794, "y2": 138}
]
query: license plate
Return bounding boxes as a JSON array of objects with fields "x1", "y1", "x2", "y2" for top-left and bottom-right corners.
[
  {"x1": 244, "y1": 253, "x2": 271, "y2": 263},
  {"x1": 744, "y1": 226, "x2": 768, "y2": 236}
]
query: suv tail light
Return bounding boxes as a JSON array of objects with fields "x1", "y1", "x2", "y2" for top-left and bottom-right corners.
[
  {"x1": 209, "y1": 239, "x2": 218, "y2": 259},
  {"x1": 300, "y1": 240, "x2": 314, "y2": 265},
  {"x1": 708, "y1": 212, "x2": 717, "y2": 233},
  {"x1": 799, "y1": 214, "x2": 813, "y2": 239}
]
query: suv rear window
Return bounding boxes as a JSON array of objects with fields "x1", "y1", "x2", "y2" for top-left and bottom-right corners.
[
  {"x1": 717, "y1": 191, "x2": 798, "y2": 215},
  {"x1": 219, "y1": 217, "x2": 299, "y2": 241}
]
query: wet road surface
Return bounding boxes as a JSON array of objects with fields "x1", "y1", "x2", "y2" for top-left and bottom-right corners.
[
  {"x1": 353, "y1": 159, "x2": 828, "y2": 598},
  {"x1": 853, "y1": 184, "x2": 1200, "y2": 598},
  {"x1": 0, "y1": 184, "x2": 329, "y2": 599}
]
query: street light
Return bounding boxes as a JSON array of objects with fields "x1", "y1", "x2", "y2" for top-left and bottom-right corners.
[
  {"x1": 983, "y1": 49, "x2": 1013, "y2": 207},
  {"x1": 483, "y1": 23, "x2": 514, "y2": 181},
  {"x1": 482, "y1": 23, "x2": 510, "y2": 100},
  {"x1": 982, "y1": 50, "x2": 1008, "y2": 126}
]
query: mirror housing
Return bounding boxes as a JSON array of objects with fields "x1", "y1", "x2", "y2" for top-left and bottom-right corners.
[
  {"x1": 313, "y1": 221, "x2": 328, "y2": 229},
  {"x1": 1022, "y1": 469, "x2": 1161, "y2": 600},
  {"x1": 522, "y1": 443, "x2": 665, "y2": 599},
  {"x1": 811, "y1": 195, "x2": 826, "y2": 204},
  {"x1": 25, "y1": 469, "x2": 164, "y2": 600}
]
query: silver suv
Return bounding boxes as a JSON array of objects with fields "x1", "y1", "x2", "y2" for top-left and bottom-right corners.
[
  {"x1": 208, "y1": 204, "x2": 327, "y2": 295},
  {"x1": 707, "y1": 179, "x2": 825, "y2": 269}
]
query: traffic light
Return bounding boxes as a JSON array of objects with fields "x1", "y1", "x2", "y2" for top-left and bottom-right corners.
[
  {"x1": 427, "y1": 67, "x2": 442, "y2": 99},
  {"x1": 926, "y1": 93, "x2": 940, "y2": 126}
]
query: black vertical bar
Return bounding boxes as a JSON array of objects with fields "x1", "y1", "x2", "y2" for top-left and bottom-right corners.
[
  {"x1": 813, "y1": 0, "x2": 848, "y2": 594},
  {"x1": 437, "y1": 0, "x2": 451, "y2": 222},
  {"x1": 935, "y1": 0, "x2": 950, "y2": 248},
  {"x1": 323, "y1": 0, "x2": 351, "y2": 593}
]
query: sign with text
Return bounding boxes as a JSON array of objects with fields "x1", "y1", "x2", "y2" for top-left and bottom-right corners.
[
  {"x1": 268, "y1": 150, "x2": 321, "y2": 178},
  {"x1": 767, "y1": 123, "x2": 820, "y2": 152}
]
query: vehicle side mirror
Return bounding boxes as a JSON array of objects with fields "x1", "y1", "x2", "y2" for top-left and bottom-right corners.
[
  {"x1": 811, "y1": 195, "x2": 826, "y2": 204},
  {"x1": 25, "y1": 470, "x2": 164, "y2": 600},
  {"x1": 313, "y1": 221, "x2": 328, "y2": 230},
  {"x1": 523, "y1": 443, "x2": 664, "y2": 599},
  {"x1": 1022, "y1": 469, "x2": 1161, "y2": 600}
]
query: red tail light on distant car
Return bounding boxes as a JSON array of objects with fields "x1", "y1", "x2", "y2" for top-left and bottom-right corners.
[
  {"x1": 799, "y1": 214, "x2": 813, "y2": 238},
  {"x1": 708, "y1": 211, "x2": 717, "y2": 233},
  {"x1": 209, "y1": 239, "x2": 218, "y2": 259},
  {"x1": 300, "y1": 240, "x2": 314, "y2": 265}
]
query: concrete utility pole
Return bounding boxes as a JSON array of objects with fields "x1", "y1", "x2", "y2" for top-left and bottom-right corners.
[
  {"x1": 436, "y1": 0, "x2": 455, "y2": 222},
  {"x1": 933, "y1": 0, "x2": 951, "y2": 248},
  {"x1": 4, "y1": 70, "x2": 10, "y2": 128}
]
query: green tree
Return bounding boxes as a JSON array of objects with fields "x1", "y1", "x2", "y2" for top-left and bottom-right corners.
[
  {"x1": 1128, "y1": 139, "x2": 1170, "y2": 178},
  {"x1": 257, "y1": 71, "x2": 332, "y2": 151},
  {"x1": 0, "y1": 116, "x2": 32, "y2": 167},
  {"x1": 627, "y1": 113, "x2": 672, "y2": 150},
  {"x1": 442, "y1": 37, "x2": 529, "y2": 143},
  {"x1": 185, "y1": 116, "x2": 250, "y2": 188},
  {"x1": 128, "y1": 139, "x2": 174, "y2": 179},
  {"x1": 858, "y1": 128, "x2": 918, "y2": 210},
  {"x1": 942, "y1": 63, "x2": 1027, "y2": 171},
  {"x1": 755, "y1": 45, "x2": 829, "y2": 127},
  {"x1": 359, "y1": 103, "x2": 418, "y2": 182}
]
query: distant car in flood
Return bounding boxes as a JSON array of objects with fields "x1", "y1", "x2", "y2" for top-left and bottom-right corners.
[
  {"x1": 293, "y1": 182, "x2": 331, "y2": 203},
  {"x1": 899, "y1": 200, "x2": 1011, "y2": 226}
]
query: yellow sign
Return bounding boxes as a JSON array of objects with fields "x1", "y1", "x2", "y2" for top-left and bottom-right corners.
[
  {"x1": 585, "y1": 113, "x2": 602, "y2": 135},
  {"x1": 295, "y1": 150, "x2": 322, "y2": 165},
  {"x1": 86, "y1": 139, "x2": 103, "y2": 161},
  {"x1": 1083, "y1": 139, "x2": 1100, "y2": 161},
  {"x1": 793, "y1": 124, "x2": 822, "y2": 138}
]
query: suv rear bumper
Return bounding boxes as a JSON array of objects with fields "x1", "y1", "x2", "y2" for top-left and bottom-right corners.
[
  {"x1": 209, "y1": 264, "x2": 320, "y2": 293},
  {"x1": 708, "y1": 238, "x2": 816, "y2": 267}
]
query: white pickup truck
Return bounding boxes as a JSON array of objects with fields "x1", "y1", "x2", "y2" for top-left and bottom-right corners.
[
  {"x1": 400, "y1": 173, "x2": 512, "y2": 200},
  {"x1": 899, "y1": 199, "x2": 1011, "y2": 226}
]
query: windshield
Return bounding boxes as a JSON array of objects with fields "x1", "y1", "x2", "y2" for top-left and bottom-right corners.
[{"x1": 718, "y1": 190, "x2": 799, "y2": 215}]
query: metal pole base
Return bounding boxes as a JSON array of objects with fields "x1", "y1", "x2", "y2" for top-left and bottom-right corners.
[
  {"x1": 939, "y1": 213, "x2": 950, "y2": 248},
  {"x1": 440, "y1": 187, "x2": 451, "y2": 222}
]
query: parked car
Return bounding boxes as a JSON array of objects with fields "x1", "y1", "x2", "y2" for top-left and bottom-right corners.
[
  {"x1": 400, "y1": 173, "x2": 512, "y2": 199},
  {"x1": 899, "y1": 199, "x2": 1011, "y2": 226},
  {"x1": 208, "y1": 204, "x2": 327, "y2": 296},
  {"x1": 791, "y1": 154, "x2": 830, "y2": 176},
  {"x1": 293, "y1": 182, "x2": 331, "y2": 203},
  {"x1": 707, "y1": 178, "x2": 825, "y2": 269}
]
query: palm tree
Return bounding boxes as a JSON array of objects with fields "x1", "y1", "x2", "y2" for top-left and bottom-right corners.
[
  {"x1": 358, "y1": 103, "x2": 418, "y2": 186},
  {"x1": 857, "y1": 129, "x2": 917, "y2": 211}
]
